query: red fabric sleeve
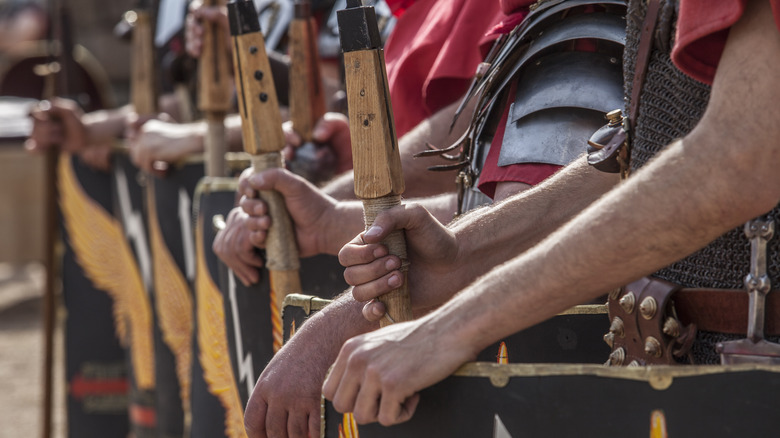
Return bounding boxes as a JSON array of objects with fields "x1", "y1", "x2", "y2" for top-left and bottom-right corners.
[
  {"x1": 384, "y1": 0, "x2": 504, "y2": 137},
  {"x1": 672, "y1": 0, "x2": 780, "y2": 85},
  {"x1": 477, "y1": 85, "x2": 561, "y2": 199}
]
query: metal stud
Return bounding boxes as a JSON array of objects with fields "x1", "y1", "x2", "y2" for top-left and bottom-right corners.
[
  {"x1": 608, "y1": 288, "x2": 621, "y2": 300},
  {"x1": 663, "y1": 317, "x2": 681, "y2": 337},
  {"x1": 603, "y1": 332, "x2": 615, "y2": 348},
  {"x1": 639, "y1": 297, "x2": 658, "y2": 320},
  {"x1": 609, "y1": 347, "x2": 626, "y2": 366},
  {"x1": 627, "y1": 360, "x2": 641, "y2": 367},
  {"x1": 619, "y1": 292, "x2": 636, "y2": 314},
  {"x1": 644, "y1": 336, "x2": 662, "y2": 358},
  {"x1": 609, "y1": 317, "x2": 625, "y2": 337}
]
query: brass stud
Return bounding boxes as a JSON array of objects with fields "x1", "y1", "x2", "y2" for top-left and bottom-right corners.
[
  {"x1": 627, "y1": 360, "x2": 641, "y2": 367},
  {"x1": 639, "y1": 297, "x2": 658, "y2": 320},
  {"x1": 606, "y1": 109, "x2": 623, "y2": 125},
  {"x1": 619, "y1": 292, "x2": 636, "y2": 314},
  {"x1": 609, "y1": 317, "x2": 625, "y2": 337},
  {"x1": 603, "y1": 332, "x2": 615, "y2": 348},
  {"x1": 644, "y1": 337, "x2": 662, "y2": 358},
  {"x1": 609, "y1": 347, "x2": 626, "y2": 366},
  {"x1": 663, "y1": 317, "x2": 681, "y2": 337}
]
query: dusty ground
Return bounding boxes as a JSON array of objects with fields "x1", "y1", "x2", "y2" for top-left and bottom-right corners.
[{"x1": 0, "y1": 263, "x2": 65, "y2": 438}]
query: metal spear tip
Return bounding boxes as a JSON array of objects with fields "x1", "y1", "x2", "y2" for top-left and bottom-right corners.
[
  {"x1": 228, "y1": 0, "x2": 261, "y2": 37},
  {"x1": 337, "y1": 0, "x2": 381, "y2": 52}
]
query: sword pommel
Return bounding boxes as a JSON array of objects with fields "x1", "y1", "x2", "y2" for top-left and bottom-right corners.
[
  {"x1": 228, "y1": 0, "x2": 261, "y2": 37},
  {"x1": 337, "y1": 1, "x2": 381, "y2": 52}
]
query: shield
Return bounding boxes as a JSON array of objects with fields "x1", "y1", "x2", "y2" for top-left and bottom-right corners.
[{"x1": 146, "y1": 160, "x2": 205, "y2": 437}]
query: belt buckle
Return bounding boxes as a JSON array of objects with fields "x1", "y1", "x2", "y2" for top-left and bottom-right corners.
[{"x1": 717, "y1": 217, "x2": 780, "y2": 364}]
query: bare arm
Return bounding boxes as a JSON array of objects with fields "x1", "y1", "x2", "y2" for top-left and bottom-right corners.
[
  {"x1": 324, "y1": 0, "x2": 780, "y2": 425},
  {"x1": 342, "y1": 156, "x2": 618, "y2": 310}
]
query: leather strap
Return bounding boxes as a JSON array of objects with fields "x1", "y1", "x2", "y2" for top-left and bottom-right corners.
[
  {"x1": 674, "y1": 288, "x2": 780, "y2": 336},
  {"x1": 629, "y1": 0, "x2": 661, "y2": 124}
]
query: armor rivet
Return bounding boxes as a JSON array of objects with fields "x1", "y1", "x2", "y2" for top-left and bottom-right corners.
[
  {"x1": 663, "y1": 317, "x2": 681, "y2": 337},
  {"x1": 360, "y1": 89, "x2": 365, "y2": 96},
  {"x1": 606, "y1": 109, "x2": 623, "y2": 125},
  {"x1": 645, "y1": 337, "x2": 662, "y2": 358},
  {"x1": 619, "y1": 292, "x2": 635, "y2": 314},
  {"x1": 610, "y1": 347, "x2": 625, "y2": 366},
  {"x1": 535, "y1": 60, "x2": 542, "y2": 66},
  {"x1": 627, "y1": 360, "x2": 640, "y2": 367},
  {"x1": 603, "y1": 332, "x2": 615, "y2": 348},
  {"x1": 639, "y1": 297, "x2": 657, "y2": 320},
  {"x1": 608, "y1": 288, "x2": 621, "y2": 300},
  {"x1": 609, "y1": 317, "x2": 625, "y2": 338},
  {"x1": 610, "y1": 57, "x2": 618, "y2": 64}
]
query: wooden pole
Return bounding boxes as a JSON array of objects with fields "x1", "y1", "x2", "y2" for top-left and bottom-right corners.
[
  {"x1": 288, "y1": 0, "x2": 326, "y2": 143},
  {"x1": 198, "y1": 0, "x2": 232, "y2": 177},
  {"x1": 337, "y1": 0, "x2": 412, "y2": 326},
  {"x1": 228, "y1": 0, "x2": 302, "y2": 350}
]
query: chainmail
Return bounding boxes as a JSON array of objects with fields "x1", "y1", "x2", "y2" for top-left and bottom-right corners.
[{"x1": 625, "y1": 0, "x2": 780, "y2": 363}]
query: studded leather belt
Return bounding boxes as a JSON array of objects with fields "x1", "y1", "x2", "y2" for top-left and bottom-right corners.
[{"x1": 672, "y1": 288, "x2": 780, "y2": 337}]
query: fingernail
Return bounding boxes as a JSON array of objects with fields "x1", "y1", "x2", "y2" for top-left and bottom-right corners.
[
  {"x1": 373, "y1": 247, "x2": 386, "y2": 258},
  {"x1": 385, "y1": 258, "x2": 399, "y2": 271},
  {"x1": 373, "y1": 305, "x2": 384, "y2": 316},
  {"x1": 253, "y1": 204, "x2": 264, "y2": 215},
  {"x1": 312, "y1": 124, "x2": 327, "y2": 139},
  {"x1": 365, "y1": 226, "x2": 382, "y2": 239},
  {"x1": 388, "y1": 273, "x2": 402, "y2": 288}
]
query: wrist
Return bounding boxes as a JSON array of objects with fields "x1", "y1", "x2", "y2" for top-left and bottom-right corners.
[{"x1": 319, "y1": 200, "x2": 362, "y2": 255}]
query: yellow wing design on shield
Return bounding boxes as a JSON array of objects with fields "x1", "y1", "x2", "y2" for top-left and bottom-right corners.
[
  {"x1": 148, "y1": 185, "x2": 193, "y2": 412},
  {"x1": 195, "y1": 216, "x2": 248, "y2": 438},
  {"x1": 58, "y1": 153, "x2": 155, "y2": 390}
]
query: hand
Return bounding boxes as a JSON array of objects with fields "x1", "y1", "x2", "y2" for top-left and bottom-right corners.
[
  {"x1": 284, "y1": 113, "x2": 353, "y2": 174},
  {"x1": 76, "y1": 143, "x2": 113, "y2": 172},
  {"x1": 186, "y1": 0, "x2": 230, "y2": 59},
  {"x1": 245, "y1": 298, "x2": 372, "y2": 438},
  {"x1": 338, "y1": 203, "x2": 459, "y2": 321},
  {"x1": 25, "y1": 98, "x2": 86, "y2": 153},
  {"x1": 126, "y1": 116, "x2": 204, "y2": 173},
  {"x1": 213, "y1": 207, "x2": 265, "y2": 286},
  {"x1": 322, "y1": 317, "x2": 475, "y2": 426},
  {"x1": 238, "y1": 167, "x2": 346, "y2": 257}
]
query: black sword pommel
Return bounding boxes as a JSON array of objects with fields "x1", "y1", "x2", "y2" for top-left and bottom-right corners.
[
  {"x1": 228, "y1": 0, "x2": 261, "y2": 37},
  {"x1": 337, "y1": 0, "x2": 382, "y2": 52}
]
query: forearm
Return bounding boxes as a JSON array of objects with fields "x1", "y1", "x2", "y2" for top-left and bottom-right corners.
[
  {"x1": 82, "y1": 104, "x2": 133, "y2": 145},
  {"x1": 442, "y1": 132, "x2": 780, "y2": 355},
  {"x1": 447, "y1": 157, "x2": 617, "y2": 288}
]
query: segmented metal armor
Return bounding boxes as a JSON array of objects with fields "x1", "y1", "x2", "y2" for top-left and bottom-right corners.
[{"x1": 443, "y1": 0, "x2": 627, "y2": 213}]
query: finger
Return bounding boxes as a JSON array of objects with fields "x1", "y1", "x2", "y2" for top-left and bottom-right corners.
[
  {"x1": 287, "y1": 411, "x2": 309, "y2": 438},
  {"x1": 283, "y1": 120, "x2": 302, "y2": 147},
  {"x1": 248, "y1": 230, "x2": 267, "y2": 249},
  {"x1": 244, "y1": 392, "x2": 269, "y2": 438},
  {"x1": 378, "y1": 393, "x2": 420, "y2": 426},
  {"x1": 350, "y1": 271, "x2": 403, "y2": 302},
  {"x1": 362, "y1": 300, "x2": 387, "y2": 322},
  {"x1": 246, "y1": 216, "x2": 271, "y2": 233},
  {"x1": 326, "y1": 344, "x2": 364, "y2": 414},
  {"x1": 240, "y1": 197, "x2": 268, "y2": 216},
  {"x1": 338, "y1": 238, "x2": 389, "y2": 267},
  {"x1": 238, "y1": 245, "x2": 265, "y2": 268},
  {"x1": 231, "y1": 264, "x2": 257, "y2": 287},
  {"x1": 351, "y1": 372, "x2": 381, "y2": 425},
  {"x1": 265, "y1": 404, "x2": 290, "y2": 438},
  {"x1": 307, "y1": 411, "x2": 319, "y2": 438},
  {"x1": 342, "y1": 255, "x2": 400, "y2": 288}
]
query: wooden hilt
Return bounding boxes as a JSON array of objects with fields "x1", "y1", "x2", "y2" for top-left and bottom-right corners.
[
  {"x1": 198, "y1": 0, "x2": 233, "y2": 177},
  {"x1": 130, "y1": 9, "x2": 158, "y2": 116},
  {"x1": 288, "y1": 0, "x2": 326, "y2": 142},
  {"x1": 229, "y1": 1, "x2": 302, "y2": 309},
  {"x1": 338, "y1": 1, "x2": 412, "y2": 326}
]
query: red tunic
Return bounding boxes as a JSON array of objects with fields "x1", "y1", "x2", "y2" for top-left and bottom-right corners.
[
  {"x1": 672, "y1": 0, "x2": 780, "y2": 85},
  {"x1": 384, "y1": 0, "x2": 504, "y2": 137}
]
